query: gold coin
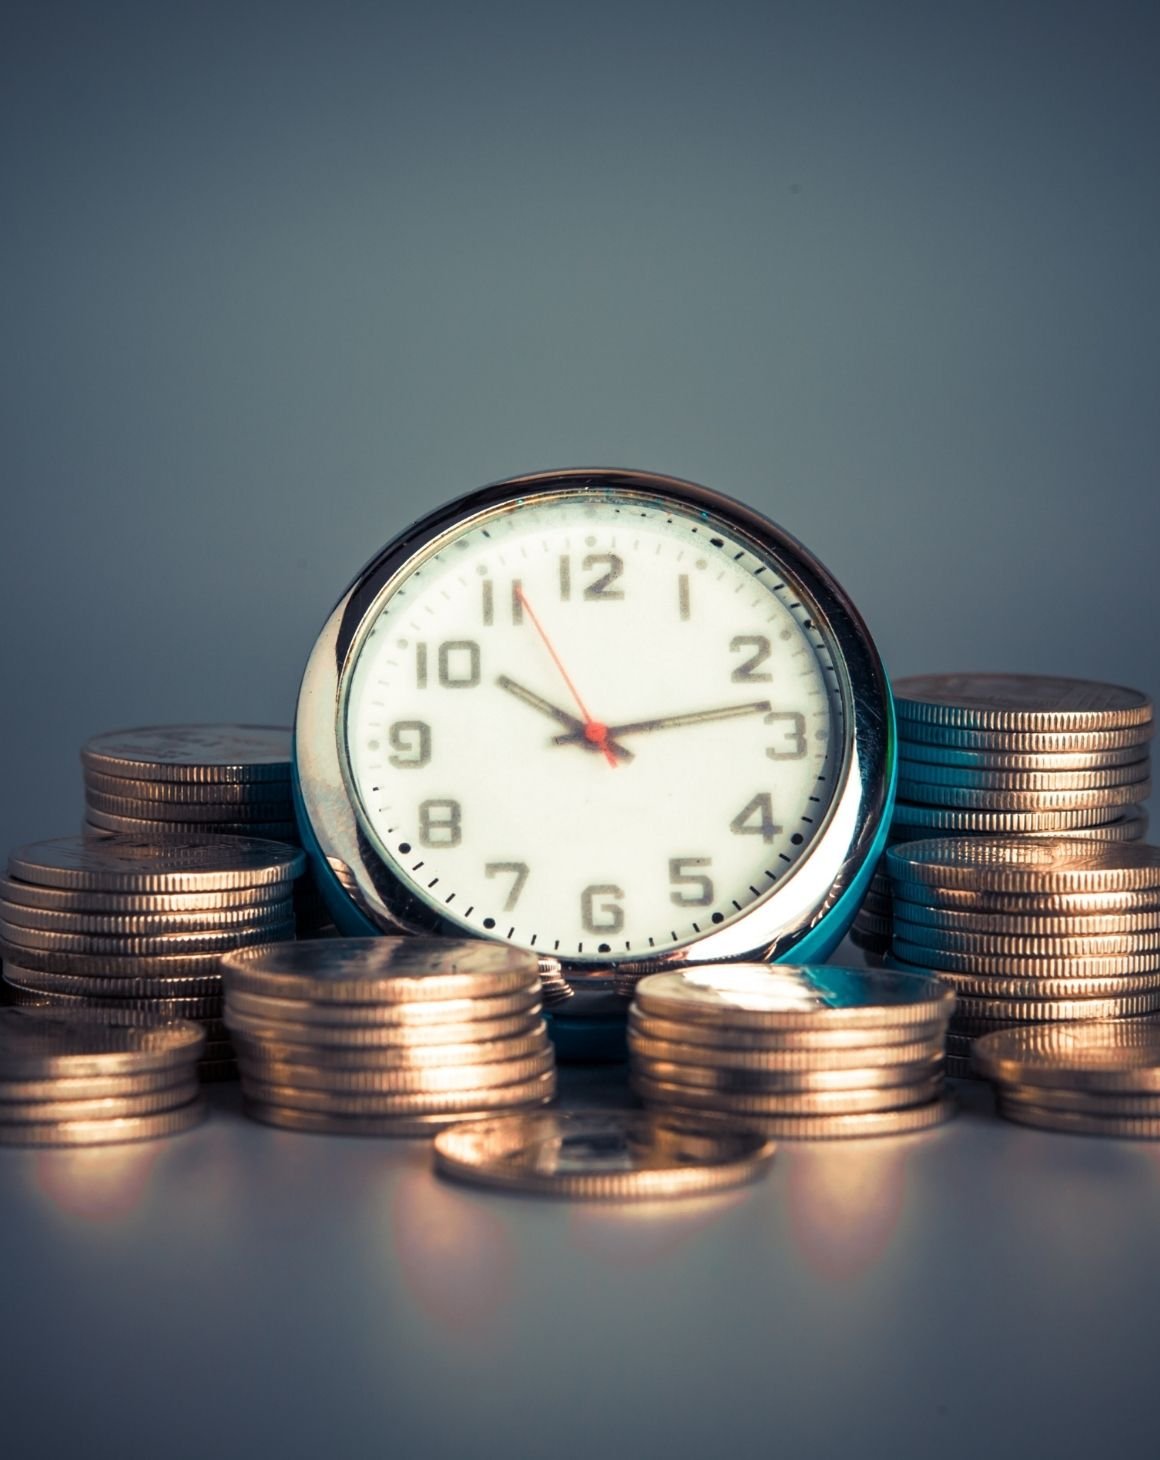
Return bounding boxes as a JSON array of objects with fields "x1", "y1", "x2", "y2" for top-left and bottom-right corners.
[
  {"x1": 241, "y1": 1069, "x2": 557, "y2": 1116},
  {"x1": 432, "y1": 1110, "x2": 776, "y2": 1199},
  {"x1": 0, "y1": 1098, "x2": 206, "y2": 1146},
  {"x1": 637, "y1": 1095, "x2": 957, "y2": 1140},
  {"x1": 237, "y1": 1048, "x2": 554, "y2": 1094},
  {"x1": 230, "y1": 1028, "x2": 549, "y2": 1070},
  {"x1": 225, "y1": 1009, "x2": 545, "y2": 1049},
  {"x1": 632, "y1": 1069, "x2": 942, "y2": 1113},
  {"x1": 633, "y1": 965, "x2": 953, "y2": 1030},
  {"x1": 895, "y1": 781, "x2": 1148, "y2": 812},
  {"x1": 221, "y1": 937, "x2": 540, "y2": 1003},
  {"x1": 626, "y1": 1011, "x2": 947, "y2": 1051},
  {"x1": 971, "y1": 1021, "x2": 1160, "y2": 1090},
  {"x1": 891, "y1": 941, "x2": 1160, "y2": 977},
  {"x1": 627, "y1": 1030, "x2": 944, "y2": 1072},
  {"x1": 223, "y1": 984, "x2": 540, "y2": 1027},
  {"x1": 0, "y1": 917, "x2": 293, "y2": 956},
  {"x1": 886, "y1": 838, "x2": 1160, "y2": 893},
  {"x1": 892, "y1": 924, "x2": 1160, "y2": 957},
  {"x1": 889, "y1": 903, "x2": 1160, "y2": 936},
  {"x1": 892, "y1": 675, "x2": 1153, "y2": 732}
]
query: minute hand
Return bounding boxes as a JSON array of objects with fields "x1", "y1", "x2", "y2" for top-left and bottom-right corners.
[{"x1": 553, "y1": 700, "x2": 773, "y2": 744}]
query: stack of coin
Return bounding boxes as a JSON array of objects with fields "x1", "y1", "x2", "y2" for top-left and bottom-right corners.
[
  {"x1": 0, "y1": 1005, "x2": 206, "y2": 1146},
  {"x1": 973, "y1": 1021, "x2": 1160, "y2": 1137},
  {"x1": 851, "y1": 675, "x2": 1153, "y2": 959},
  {"x1": 885, "y1": 839, "x2": 1160, "y2": 1077},
  {"x1": 0, "y1": 836, "x2": 304, "y2": 1081},
  {"x1": 79, "y1": 724, "x2": 335, "y2": 937},
  {"x1": 627, "y1": 964, "x2": 956, "y2": 1139},
  {"x1": 222, "y1": 938, "x2": 557, "y2": 1136}
]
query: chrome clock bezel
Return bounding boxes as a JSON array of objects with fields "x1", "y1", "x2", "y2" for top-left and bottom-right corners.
[{"x1": 293, "y1": 468, "x2": 895, "y2": 986}]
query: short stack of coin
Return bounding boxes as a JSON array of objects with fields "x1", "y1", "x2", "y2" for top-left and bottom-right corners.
[
  {"x1": 973, "y1": 1021, "x2": 1160, "y2": 1137},
  {"x1": 0, "y1": 836, "x2": 304, "y2": 1082},
  {"x1": 0, "y1": 1005, "x2": 207, "y2": 1146},
  {"x1": 885, "y1": 839, "x2": 1160, "y2": 1077},
  {"x1": 223, "y1": 938, "x2": 557, "y2": 1136},
  {"x1": 851, "y1": 675, "x2": 1153, "y2": 959},
  {"x1": 627, "y1": 964, "x2": 956, "y2": 1139},
  {"x1": 80, "y1": 724, "x2": 335, "y2": 937}
]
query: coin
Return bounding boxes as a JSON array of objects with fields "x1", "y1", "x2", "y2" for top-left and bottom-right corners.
[
  {"x1": 890, "y1": 922, "x2": 1160, "y2": 958},
  {"x1": 898, "y1": 742, "x2": 1151, "y2": 772},
  {"x1": 999, "y1": 1084, "x2": 1160, "y2": 1116},
  {"x1": 243, "y1": 1069, "x2": 556, "y2": 1116},
  {"x1": 888, "y1": 903, "x2": 1160, "y2": 936},
  {"x1": 3, "y1": 966, "x2": 226, "y2": 999},
  {"x1": 0, "y1": 875, "x2": 297, "y2": 913},
  {"x1": 221, "y1": 937, "x2": 541, "y2": 1003},
  {"x1": 0, "y1": 901, "x2": 295, "y2": 935},
  {"x1": 81, "y1": 726, "x2": 293, "y2": 782},
  {"x1": 0, "y1": 1099, "x2": 207, "y2": 1146},
  {"x1": 84, "y1": 807, "x2": 301, "y2": 839},
  {"x1": 627, "y1": 1031, "x2": 944, "y2": 1072},
  {"x1": 626, "y1": 1011, "x2": 949, "y2": 1052},
  {"x1": 632, "y1": 1069, "x2": 943, "y2": 1113},
  {"x1": 995, "y1": 1100, "x2": 1160, "y2": 1138},
  {"x1": 224, "y1": 1009, "x2": 546, "y2": 1049},
  {"x1": 632, "y1": 965, "x2": 954, "y2": 1030},
  {"x1": 971, "y1": 1021, "x2": 1160, "y2": 1090},
  {"x1": 9, "y1": 836, "x2": 305, "y2": 893},
  {"x1": 2, "y1": 976, "x2": 225, "y2": 1020},
  {"x1": 223, "y1": 983, "x2": 541, "y2": 1027},
  {"x1": 84, "y1": 789, "x2": 295, "y2": 825},
  {"x1": 892, "y1": 675, "x2": 1153, "y2": 732},
  {"x1": 432, "y1": 1110, "x2": 774, "y2": 1198},
  {"x1": 632, "y1": 1055, "x2": 943, "y2": 1099},
  {"x1": 244, "y1": 1100, "x2": 548, "y2": 1138},
  {"x1": 897, "y1": 723, "x2": 1154, "y2": 753},
  {"x1": 886, "y1": 838, "x2": 1160, "y2": 893},
  {"x1": 0, "y1": 1007, "x2": 205, "y2": 1077},
  {"x1": 897, "y1": 760, "x2": 1150, "y2": 792},
  {"x1": 891, "y1": 803, "x2": 1124, "y2": 833},
  {"x1": 238, "y1": 1048, "x2": 555, "y2": 1094},
  {"x1": 888, "y1": 966, "x2": 1160, "y2": 999},
  {"x1": 0, "y1": 1068, "x2": 197, "y2": 1101},
  {"x1": 0, "y1": 1080, "x2": 201, "y2": 1123},
  {"x1": 0, "y1": 918, "x2": 295, "y2": 956},
  {"x1": 233, "y1": 1031, "x2": 553, "y2": 1077},
  {"x1": 639, "y1": 1097, "x2": 957, "y2": 1140},
  {"x1": 890, "y1": 940, "x2": 1160, "y2": 978},
  {"x1": 951, "y1": 991, "x2": 1160, "y2": 1021},
  {"x1": 895, "y1": 780, "x2": 1150, "y2": 814},
  {"x1": 890, "y1": 882, "x2": 1160, "y2": 916},
  {"x1": 83, "y1": 770, "x2": 294, "y2": 804}
]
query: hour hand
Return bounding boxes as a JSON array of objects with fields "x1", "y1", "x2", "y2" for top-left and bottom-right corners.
[{"x1": 496, "y1": 676, "x2": 634, "y2": 760}]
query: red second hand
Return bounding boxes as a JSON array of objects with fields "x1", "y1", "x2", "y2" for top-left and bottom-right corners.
[{"x1": 515, "y1": 586, "x2": 618, "y2": 768}]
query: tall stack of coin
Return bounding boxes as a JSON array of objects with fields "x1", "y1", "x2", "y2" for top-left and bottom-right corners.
[
  {"x1": 222, "y1": 938, "x2": 557, "y2": 1135},
  {"x1": 973, "y1": 1022, "x2": 1160, "y2": 1138},
  {"x1": 627, "y1": 964, "x2": 956, "y2": 1139},
  {"x1": 80, "y1": 724, "x2": 334, "y2": 936},
  {"x1": 0, "y1": 1006, "x2": 206, "y2": 1146},
  {"x1": 0, "y1": 836, "x2": 304, "y2": 1081},
  {"x1": 851, "y1": 675, "x2": 1153, "y2": 959},
  {"x1": 885, "y1": 839, "x2": 1160, "y2": 1077}
]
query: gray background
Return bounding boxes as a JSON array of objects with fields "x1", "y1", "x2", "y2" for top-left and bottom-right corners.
[{"x1": 2, "y1": 4, "x2": 1160, "y2": 1458}]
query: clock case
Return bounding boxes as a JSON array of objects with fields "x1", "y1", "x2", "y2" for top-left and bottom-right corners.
[{"x1": 293, "y1": 469, "x2": 897, "y2": 1050}]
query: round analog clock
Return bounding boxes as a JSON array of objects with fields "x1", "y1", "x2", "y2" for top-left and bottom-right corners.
[{"x1": 294, "y1": 469, "x2": 895, "y2": 1018}]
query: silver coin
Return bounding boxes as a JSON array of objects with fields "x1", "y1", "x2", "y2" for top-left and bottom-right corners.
[
  {"x1": 0, "y1": 875, "x2": 296, "y2": 913},
  {"x1": 897, "y1": 740, "x2": 1151, "y2": 771},
  {"x1": 885, "y1": 838, "x2": 1160, "y2": 893},
  {"x1": 0, "y1": 1098, "x2": 207, "y2": 1146},
  {"x1": 432, "y1": 1111, "x2": 776, "y2": 1199},
  {"x1": 626, "y1": 1011, "x2": 948, "y2": 1051},
  {"x1": 892, "y1": 675, "x2": 1153, "y2": 732},
  {"x1": 894, "y1": 780, "x2": 1148, "y2": 813},
  {"x1": 897, "y1": 759, "x2": 1150, "y2": 791},
  {"x1": 0, "y1": 900, "x2": 294, "y2": 935},
  {"x1": 0, "y1": 1068, "x2": 199, "y2": 1102},
  {"x1": 225, "y1": 1009, "x2": 546, "y2": 1050},
  {"x1": 84, "y1": 806, "x2": 301, "y2": 839},
  {"x1": 4, "y1": 965, "x2": 225, "y2": 999},
  {"x1": 2, "y1": 976, "x2": 224, "y2": 1021},
  {"x1": 887, "y1": 902, "x2": 1160, "y2": 936},
  {"x1": 229, "y1": 1023, "x2": 549, "y2": 1068},
  {"x1": 0, "y1": 1006, "x2": 205, "y2": 1077},
  {"x1": 8, "y1": 835, "x2": 304, "y2": 892},
  {"x1": 84, "y1": 789, "x2": 295, "y2": 825},
  {"x1": 0, "y1": 917, "x2": 295, "y2": 956},
  {"x1": 81, "y1": 725, "x2": 292, "y2": 782},
  {"x1": 632, "y1": 964, "x2": 954, "y2": 1030},
  {"x1": 224, "y1": 983, "x2": 541, "y2": 1026},
  {"x1": 221, "y1": 937, "x2": 541, "y2": 1003},
  {"x1": 635, "y1": 1093, "x2": 958, "y2": 1140},
  {"x1": 891, "y1": 803, "x2": 1127, "y2": 833},
  {"x1": 84, "y1": 769, "x2": 294, "y2": 804},
  {"x1": 0, "y1": 1078, "x2": 201, "y2": 1123},
  {"x1": 243, "y1": 1099, "x2": 551, "y2": 1138},
  {"x1": 971, "y1": 1021, "x2": 1160, "y2": 1091},
  {"x1": 632, "y1": 1068, "x2": 943, "y2": 1113},
  {"x1": 950, "y1": 990, "x2": 1160, "y2": 1022},
  {"x1": 890, "y1": 921, "x2": 1160, "y2": 958},
  {"x1": 1, "y1": 941, "x2": 229, "y2": 977},
  {"x1": 238, "y1": 1047, "x2": 555, "y2": 1094},
  {"x1": 627, "y1": 1028, "x2": 944, "y2": 1071},
  {"x1": 241, "y1": 1068, "x2": 557, "y2": 1117},
  {"x1": 632, "y1": 1055, "x2": 943, "y2": 1096},
  {"x1": 998, "y1": 1083, "x2": 1160, "y2": 1117}
]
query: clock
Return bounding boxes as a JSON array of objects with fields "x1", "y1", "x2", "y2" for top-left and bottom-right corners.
[{"x1": 293, "y1": 469, "x2": 896, "y2": 1052}]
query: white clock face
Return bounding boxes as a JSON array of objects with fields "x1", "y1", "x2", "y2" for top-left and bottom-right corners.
[{"x1": 342, "y1": 492, "x2": 846, "y2": 960}]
